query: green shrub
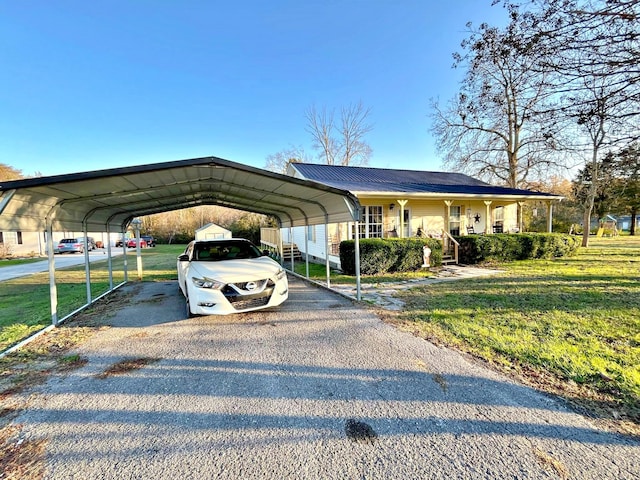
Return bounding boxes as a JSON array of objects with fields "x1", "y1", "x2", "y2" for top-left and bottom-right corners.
[
  {"x1": 456, "y1": 233, "x2": 580, "y2": 264},
  {"x1": 339, "y1": 238, "x2": 442, "y2": 275}
]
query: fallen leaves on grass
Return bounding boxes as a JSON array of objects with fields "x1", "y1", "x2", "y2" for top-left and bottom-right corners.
[{"x1": 0, "y1": 425, "x2": 47, "y2": 480}]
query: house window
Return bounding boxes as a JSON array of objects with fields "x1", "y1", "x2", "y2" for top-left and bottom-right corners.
[
  {"x1": 353, "y1": 206, "x2": 383, "y2": 239},
  {"x1": 449, "y1": 206, "x2": 461, "y2": 236},
  {"x1": 307, "y1": 225, "x2": 316, "y2": 242},
  {"x1": 494, "y1": 206, "x2": 504, "y2": 232},
  {"x1": 2, "y1": 231, "x2": 18, "y2": 245}
]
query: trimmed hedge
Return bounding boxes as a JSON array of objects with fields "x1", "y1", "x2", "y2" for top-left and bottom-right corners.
[
  {"x1": 455, "y1": 233, "x2": 580, "y2": 264},
  {"x1": 339, "y1": 238, "x2": 443, "y2": 275}
]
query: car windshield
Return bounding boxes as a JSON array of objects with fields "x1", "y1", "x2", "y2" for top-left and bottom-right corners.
[{"x1": 194, "y1": 241, "x2": 262, "y2": 261}]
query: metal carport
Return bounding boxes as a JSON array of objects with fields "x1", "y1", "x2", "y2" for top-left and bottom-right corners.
[{"x1": 0, "y1": 156, "x2": 362, "y2": 329}]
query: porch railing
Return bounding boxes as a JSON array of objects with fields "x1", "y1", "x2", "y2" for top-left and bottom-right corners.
[{"x1": 442, "y1": 230, "x2": 459, "y2": 265}]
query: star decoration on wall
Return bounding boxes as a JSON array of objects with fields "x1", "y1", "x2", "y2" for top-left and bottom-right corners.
[{"x1": 474, "y1": 213, "x2": 481, "y2": 223}]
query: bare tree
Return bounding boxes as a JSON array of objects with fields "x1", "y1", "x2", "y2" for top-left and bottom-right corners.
[
  {"x1": 431, "y1": 16, "x2": 563, "y2": 189},
  {"x1": 0, "y1": 163, "x2": 23, "y2": 181},
  {"x1": 264, "y1": 145, "x2": 310, "y2": 174},
  {"x1": 305, "y1": 102, "x2": 373, "y2": 166},
  {"x1": 517, "y1": 0, "x2": 640, "y2": 245}
]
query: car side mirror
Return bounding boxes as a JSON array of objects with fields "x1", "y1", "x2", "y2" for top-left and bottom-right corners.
[
  {"x1": 177, "y1": 254, "x2": 190, "y2": 262},
  {"x1": 262, "y1": 250, "x2": 271, "y2": 257}
]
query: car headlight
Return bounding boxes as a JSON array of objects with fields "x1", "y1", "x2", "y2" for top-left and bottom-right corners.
[
  {"x1": 191, "y1": 277, "x2": 224, "y2": 289},
  {"x1": 275, "y1": 269, "x2": 286, "y2": 281}
]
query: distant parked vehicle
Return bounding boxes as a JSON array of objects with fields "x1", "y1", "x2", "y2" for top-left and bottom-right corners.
[
  {"x1": 141, "y1": 235, "x2": 156, "y2": 247},
  {"x1": 56, "y1": 238, "x2": 85, "y2": 254},
  {"x1": 77, "y1": 236, "x2": 96, "y2": 251},
  {"x1": 126, "y1": 238, "x2": 148, "y2": 248}
]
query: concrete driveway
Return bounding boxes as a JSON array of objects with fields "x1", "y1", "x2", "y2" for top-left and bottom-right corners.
[{"x1": 12, "y1": 277, "x2": 640, "y2": 479}]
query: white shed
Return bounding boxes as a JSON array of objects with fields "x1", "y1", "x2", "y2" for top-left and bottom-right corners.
[{"x1": 195, "y1": 223, "x2": 232, "y2": 241}]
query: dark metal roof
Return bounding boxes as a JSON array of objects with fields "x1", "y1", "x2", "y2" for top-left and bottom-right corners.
[
  {"x1": 290, "y1": 163, "x2": 562, "y2": 199},
  {"x1": 0, "y1": 157, "x2": 361, "y2": 232}
]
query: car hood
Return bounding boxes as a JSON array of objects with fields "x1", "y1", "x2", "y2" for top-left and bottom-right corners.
[{"x1": 187, "y1": 257, "x2": 283, "y2": 283}]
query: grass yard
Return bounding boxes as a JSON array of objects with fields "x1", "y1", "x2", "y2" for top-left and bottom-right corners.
[
  {"x1": 0, "y1": 245, "x2": 185, "y2": 351},
  {"x1": 385, "y1": 236, "x2": 640, "y2": 430}
]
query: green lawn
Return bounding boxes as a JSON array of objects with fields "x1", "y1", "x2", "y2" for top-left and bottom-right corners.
[
  {"x1": 0, "y1": 257, "x2": 44, "y2": 267},
  {"x1": 0, "y1": 245, "x2": 185, "y2": 351},
  {"x1": 388, "y1": 236, "x2": 640, "y2": 423}
]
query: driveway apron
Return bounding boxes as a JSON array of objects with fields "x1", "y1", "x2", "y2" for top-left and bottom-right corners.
[{"x1": 13, "y1": 277, "x2": 640, "y2": 479}]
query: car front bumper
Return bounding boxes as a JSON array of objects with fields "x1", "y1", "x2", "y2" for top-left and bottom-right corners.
[{"x1": 187, "y1": 277, "x2": 289, "y2": 315}]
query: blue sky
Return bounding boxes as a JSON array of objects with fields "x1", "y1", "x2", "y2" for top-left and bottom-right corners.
[{"x1": 1, "y1": 1, "x2": 508, "y2": 177}]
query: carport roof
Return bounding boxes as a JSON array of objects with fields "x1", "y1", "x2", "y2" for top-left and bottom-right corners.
[{"x1": 0, "y1": 156, "x2": 361, "y2": 232}]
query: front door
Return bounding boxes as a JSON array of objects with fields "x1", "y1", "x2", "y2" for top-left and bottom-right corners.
[{"x1": 397, "y1": 207, "x2": 411, "y2": 237}]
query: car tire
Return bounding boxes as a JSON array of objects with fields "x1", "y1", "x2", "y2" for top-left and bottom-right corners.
[{"x1": 185, "y1": 290, "x2": 195, "y2": 318}]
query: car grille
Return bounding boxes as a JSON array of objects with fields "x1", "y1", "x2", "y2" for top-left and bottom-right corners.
[
  {"x1": 223, "y1": 280, "x2": 275, "y2": 311},
  {"x1": 229, "y1": 296, "x2": 271, "y2": 311}
]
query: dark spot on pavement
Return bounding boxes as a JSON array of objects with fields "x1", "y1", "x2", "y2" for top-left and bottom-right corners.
[{"x1": 345, "y1": 419, "x2": 377, "y2": 444}]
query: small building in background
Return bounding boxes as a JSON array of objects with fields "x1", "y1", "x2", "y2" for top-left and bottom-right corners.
[{"x1": 195, "y1": 223, "x2": 232, "y2": 241}]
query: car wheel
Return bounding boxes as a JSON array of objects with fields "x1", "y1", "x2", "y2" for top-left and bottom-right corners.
[{"x1": 185, "y1": 290, "x2": 195, "y2": 318}]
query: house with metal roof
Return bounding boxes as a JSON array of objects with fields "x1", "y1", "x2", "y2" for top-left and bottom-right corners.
[{"x1": 280, "y1": 163, "x2": 563, "y2": 267}]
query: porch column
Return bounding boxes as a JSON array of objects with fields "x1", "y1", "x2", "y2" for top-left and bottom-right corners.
[
  {"x1": 444, "y1": 200, "x2": 453, "y2": 235},
  {"x1": 517, "y1": 202, "x2": 525, "y2": 233},
  {"x1": 484, "y1": 201, "x2": 493, "y2": 234},
  {"x1": 397, "y1": 199, "x2": 408, "y2": 238},
  {"x1": 547, "y1": 201, "x2": 554, "y2": 233}
]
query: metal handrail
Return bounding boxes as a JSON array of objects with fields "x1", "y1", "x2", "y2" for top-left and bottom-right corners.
[{"x1": 441, "y1": 230, "x2": 459, "y2": 264}]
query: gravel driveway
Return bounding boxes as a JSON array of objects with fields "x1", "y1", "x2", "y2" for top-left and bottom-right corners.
[{"x1": 13, "y1": 276, "x2": 640, "y2": 479}]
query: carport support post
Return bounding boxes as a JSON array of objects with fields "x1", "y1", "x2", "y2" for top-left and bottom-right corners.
[
  {"x1": 132, "y1": 218, "x2": 143, "y2": 280},
  {"x1": 355, "y1": 222, "x2": 361, "y2": 301},
  {"x1": 289, "y1": 226, "x2": 294, "y2": 272},
  {"x1": 304, "y1": 224, "x2": 309, "y2": 279},
  {"x1": 278, "y1": 228, "x2": 284, "y2": 267},
  {"x1": 122, "y1": 228, "x2": 128, "y2": 283},
  {"x1": 106, "y1": 225, "x2": 113, "y2": 290},
  {"x1": 83, "y1": 223, "x2": 91, "y2": 304},
  {"x1": 46, "y1": 219, "x2": 58, "y2": 325},
  {"x1": 325, "y1": 222, "x2": 330, "y2": 288}
]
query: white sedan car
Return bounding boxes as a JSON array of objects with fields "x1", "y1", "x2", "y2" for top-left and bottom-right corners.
[{"x1": 177, "y1": 239, "x2": 288, "y2": 316}]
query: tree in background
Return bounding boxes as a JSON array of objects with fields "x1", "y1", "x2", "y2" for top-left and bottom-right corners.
[
  {"x1": 305, "y1": 101, "x2": 373, "y2": 166},
  {"x1": 264, "y1": 145, "x2": 310, "y2": 175},
  {"x1": 431, "y1": 11, "x2": 563, "y2": 190},
  {"x1": 143, "y1": 206, "x2": 269, "y2": 244},
  {"x1": 0, "y1": 164, "x2": 23, "y2": 181},
  {"x1": 434, "y1": 0, "x2": 639, "y2": 245},
  {"x1": 610, "y1": 143, "x2": 640, "y2": 235},
  {"x1": 573, "y1": 153, "x2": 619, "y2": 230},
  {"x1": 265, "y1": 101, "x2": 373, "y2": 172},
  {"x1": 524, "y1": 177, "x2": 580, "y2": 232}
]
